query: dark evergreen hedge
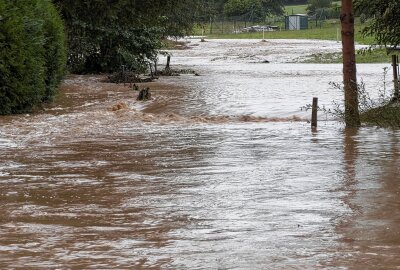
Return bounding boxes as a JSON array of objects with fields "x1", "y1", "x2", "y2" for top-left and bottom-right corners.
[{"x1": 0, "y1": 0, "x2": 66, "y2": 115}]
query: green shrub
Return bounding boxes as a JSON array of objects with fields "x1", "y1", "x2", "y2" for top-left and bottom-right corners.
[
  {"x1": 0, "y1": 0, "x2": 66, "y2": 114},
  {"x1": 39, "y1": 0, "x2": 67, "y2": 101}
]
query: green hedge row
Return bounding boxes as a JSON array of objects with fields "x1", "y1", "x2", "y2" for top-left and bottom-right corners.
[{"x1": 0, "y1": 0, "x2": 67, "y2": 115}]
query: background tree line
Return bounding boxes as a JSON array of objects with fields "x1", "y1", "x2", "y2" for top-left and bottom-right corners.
[{"x1": 200, "y1": 0, "x2": 284, "y2": 21}]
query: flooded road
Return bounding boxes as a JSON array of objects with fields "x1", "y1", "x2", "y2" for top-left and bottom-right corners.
[{"x1": 1, "y1": 39, "x2": 399, "y2": 269}]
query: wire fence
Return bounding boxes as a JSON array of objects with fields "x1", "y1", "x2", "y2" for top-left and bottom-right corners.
[
  {"x1": 197, "y1": 15, "x2": 284, "y2": 35},
  {"x1": 194, "y1": 6, "x2": 341, "y2": 35}
]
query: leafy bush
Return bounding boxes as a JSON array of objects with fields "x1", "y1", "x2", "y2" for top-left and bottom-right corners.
[
  {"x1": 39, "y1": 0, "x2": 67, "y2": 101},
  {"x1": 355, "y1": 0, "x2": 400, "y2": 48},
  {"x1": 55, "y1": 0, "x2": 195, "y2": 74},
  {"x1": 0, "y1": 0, "x2": 66, "y2": 114}
]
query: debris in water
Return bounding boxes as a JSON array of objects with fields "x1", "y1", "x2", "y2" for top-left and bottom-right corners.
[
  {"x1": 137, "y1": 87, "x2": 151, "y2": 101},
  {"x1": 109, "y1": 102, "x2": 129, "y2": 111}
]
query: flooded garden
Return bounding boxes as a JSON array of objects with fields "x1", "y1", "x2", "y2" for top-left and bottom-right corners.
[{"x1": 0, "y1": 39, "x2": 399, "y2": 269}]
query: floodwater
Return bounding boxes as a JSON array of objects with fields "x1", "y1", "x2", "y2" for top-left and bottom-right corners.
[{"x1": 0, "y1": 39, "x2": 399, "y2": 269}]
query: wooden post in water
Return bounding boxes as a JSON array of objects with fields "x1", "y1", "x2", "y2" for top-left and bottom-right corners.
[
  {"x1": 166, "y1": 55, "x2": 171, "y2": 70},
  {"x1": 392, "y1": 55, "x2": 399, "y2": 101},
  {"x1": 311, "y1": 97, "x2": 318, "y2": 128}
]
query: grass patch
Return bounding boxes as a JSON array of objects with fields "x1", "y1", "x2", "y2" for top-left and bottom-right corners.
[
  {"x1": 284, "y1": 4, "x2": 308, "y2": 15},
  {"x1": 303, "y1": 49, "x2": 399, "y2": 64},
  {"x1": 361, "y1": 104, "x2": 400, "y2": 127},
  {"x1": 283, "y1": 1, "x2": 341, "y2": 15},
  {"x1": 356, "y1": 49, "x2": 398, "y2": 63},
  {"x1": 204, "y1": 20, "x2": 374, "y2": 45}
]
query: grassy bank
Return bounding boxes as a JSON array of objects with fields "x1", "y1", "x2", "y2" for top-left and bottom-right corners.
[
  {"x1": 303, "y1": 48, "x2": 400, "y2": 64},
  {"x1": 361, "y1": 104, "x2": 400, "y2": 127},
  {"x1": 284, "y1": 4, "x2": 308, "y2": 15}
]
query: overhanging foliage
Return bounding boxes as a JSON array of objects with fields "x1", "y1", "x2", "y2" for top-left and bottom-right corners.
[
  {"x1": 54, "y1": 0, "x2": 207, "y2": 74},
  {"x1": 355, "y1": 0, "x2": 400, "y2": 49}
]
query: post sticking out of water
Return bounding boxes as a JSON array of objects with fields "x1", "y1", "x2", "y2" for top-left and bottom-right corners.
[
  {"x1": 311, "y1": 97, "x2": 318, "y2": 128},
  {"x1": 166, "y1": 55, "x2": 171, "y2": 70},
  {"x1": 392, "y1": 55, "x2": 399, "y2": 101}
]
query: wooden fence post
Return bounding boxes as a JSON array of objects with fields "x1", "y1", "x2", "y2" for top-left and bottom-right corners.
[
  {"x1": 311, "y1": 97, "x2": 318, "y2": 128},
  {"x1": 392, "y1": 55, "x2": 399, "y2": 101},
  {"x1": 166, "y1": 55, "x2": 171, "y2": 70}
]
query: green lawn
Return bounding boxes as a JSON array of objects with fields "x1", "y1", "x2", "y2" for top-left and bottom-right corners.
[
  {"x1": 205, "y1": 21, "x2": 374, "y2": 45},
  {"x1": 284, "y1": 1, "x2": 341, "y2": 15},
  {"x1": 284, "y1": 4, "x2": 308, "y2": 15}
]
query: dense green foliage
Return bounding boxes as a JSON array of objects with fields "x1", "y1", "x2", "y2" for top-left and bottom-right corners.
[
  {"x1": 0, "y1": 0, "x2": 66, "y2": 115},
  {"x1": 354, "y1": 0, "x2": 400, "y2": 48},
  {"x1": 284, "y1": 0, "x2": 307, "y2": 4},
  {"x1": 41, "y1": 0, "x2": 67, "y2": 101},
  {"x1": 54, "y1": 0, "x2": 209, "y2": 74},
  {"x1": 223, "y1": 0, "x2": 283, "y2": 19}
]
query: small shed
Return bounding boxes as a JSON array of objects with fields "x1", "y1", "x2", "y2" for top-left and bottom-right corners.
[{"x1": 285, "y1": 14, "x2": 308, "y2": 30}]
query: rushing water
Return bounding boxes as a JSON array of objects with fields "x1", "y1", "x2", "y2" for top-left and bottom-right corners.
[{"x1": 0, "y1": 39, "x2": 399, "y2": 269}]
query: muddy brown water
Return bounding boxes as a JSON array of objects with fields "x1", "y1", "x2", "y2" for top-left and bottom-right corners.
[{"x1": 1, "y1": 39, "x2": 399, "y2": 269}]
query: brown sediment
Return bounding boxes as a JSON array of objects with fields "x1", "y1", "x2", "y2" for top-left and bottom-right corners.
[{"x1": 109, "y1": 102, "x2": 129, "y2": 112}]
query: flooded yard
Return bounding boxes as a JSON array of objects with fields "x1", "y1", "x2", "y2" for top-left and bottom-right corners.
[{"x1": 0, "y1": 39, "x2": 399, "y2": 269}]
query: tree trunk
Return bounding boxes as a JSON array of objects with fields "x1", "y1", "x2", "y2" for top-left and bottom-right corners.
[{"x1": 341, "y1": 0, "x2": 360, "y2": 127}]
